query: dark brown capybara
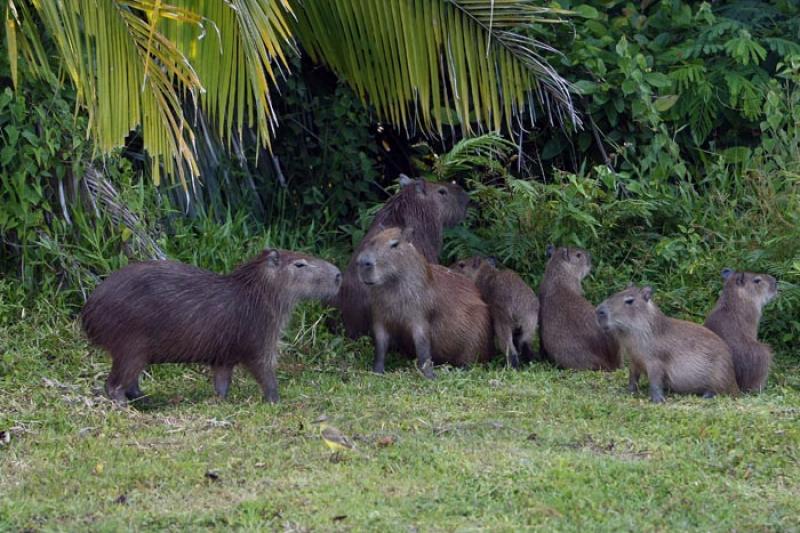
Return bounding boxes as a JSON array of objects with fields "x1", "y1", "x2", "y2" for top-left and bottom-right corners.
[
  {"x1": 81, "y1": 249, "x2": 341, "y2": 404},
  {"x1": 356, "y1": 227, "x2": 493, "y2": 379},
  {"x1": 596, "y1": 285, "x2": 739, "y2": 403},
  {"x1": 538, "y1": 245, "x2": 620, "y2": 370},
  {"x1": 705, "y1": 269, "x2": 778, "y2": 393},
  {"x1": 338, "y1": 175, "x2": 470, "y2": 339},
  {"x1": 451, "y1": 256, "x2": 539, "y2": 369}
]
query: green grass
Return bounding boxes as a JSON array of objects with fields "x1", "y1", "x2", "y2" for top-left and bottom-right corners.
[{"x1": 2, "y1": 301, "x2": 799, "y2": 532}]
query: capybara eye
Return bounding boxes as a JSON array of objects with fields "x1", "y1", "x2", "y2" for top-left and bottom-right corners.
[
  {"x1": 754, "y1": 278, "x2": 761, "y2": 284},
  {"x1": 459, "y1": 262, "x2": 465, "y2": 268},
  {"x1": 438, "y1": 188, "x2": 447, "y2": 195},
  {"x1": 576, "y1": 252, "x2": 583, "y2": 258},
  {"x1": 624, "y1": 297, "x2": 634, "y2": 305},
  {"x1": 294, "y1": 261, "x2": 307, "y2": 268},
  {"x1": 389, "y1": 240, "x2": 400, "y2": 249}
]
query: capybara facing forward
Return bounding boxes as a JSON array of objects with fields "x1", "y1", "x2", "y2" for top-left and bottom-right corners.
[
  {"x1": 538, "y1": 245, "x2": 620, "y2": 370},
  {"x1": 82, "y1": 249, "x2": 342, "y2": 404},
  {"x1": 451, "y1": 256, "x2": 539, "y2": 369},
  {"x1": 705, "y1": 269, "x2": 778, "y2": 393},
  {"x1": 356, "y1": 227, "x2": 493, "y2": 378},
  {"x1": 596, "y1": 285, "x2": 738, "y2": 403},
  {"x1": 338, "y1": 176, "x2": 470, "y2": 339}
]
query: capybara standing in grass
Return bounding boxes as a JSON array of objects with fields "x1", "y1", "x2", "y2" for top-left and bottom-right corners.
[
  {"x1": 82, "y1": 250, "x2": 342, "y2": 404},
  {"x1": 451, "y1": 256, "x2": 539, "y2": 369},
  {"x1": 338, "y1": 175, "x2": 470, "y2": 339},
  {"x1": 596, "y1": 285, "x2": 739, "y2": 403},
  {"x1": 705, "y1": 269, "x2": 778, "y2": 393},
  {"x1": 538, "y1": 245, "x2": 620, "y2": 370},
  {"x1": 356, "y1": 227, "x2": 492, "y2": 378}
]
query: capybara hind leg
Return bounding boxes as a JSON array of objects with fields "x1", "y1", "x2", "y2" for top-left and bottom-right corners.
[
  {"x1": 245, "y1": 359, "x2": 279, "y2": 403},
  {"x1": 213, "y1": 366, "x2": 234, "y2": 398},
  {"x1": 495, "y1": 321, "x2": 519, "y2": 370}
]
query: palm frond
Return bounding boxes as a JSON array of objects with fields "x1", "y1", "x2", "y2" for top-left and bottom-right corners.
[
  {"x1": 430, "y1": 132, "x2": 515, "y2": 179},
  {"x1": 292, "y1": 0, "x2": 579, "y2": 138}
]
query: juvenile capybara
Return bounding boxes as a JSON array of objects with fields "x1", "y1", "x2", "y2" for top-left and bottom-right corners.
[
  {"x1": 451, "y1": 256, "x2": 539, "y2": 369},
  {"x1": 538, "y1": 245, "x2": 620, "y2": 370},
  {"x1": 338, "y1": 175, "x2": 470, "y2": 339},
  {"x1": 705, "y1": 269, "x2": 778, "y2": 393},
  {"x1": 356, "y1": 227, "x2": 492, "y2": 378},
  {"x1": 596, "y1": 285, "x2": 739, "y2": 403},
  {"x1": 81, "y1": 249, "x2": 341, "y2": 404}
]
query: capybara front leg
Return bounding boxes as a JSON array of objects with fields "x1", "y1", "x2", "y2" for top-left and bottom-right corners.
[
  {"x1": 411, "y1": 324, "x2": 435, "y2": 379},
  {"x1": 628, "y1": 362, "x2": 642, "y2": 394},
  {"x1": 372, "y1": 322, "x2": 389, "y2": 374},
  {"x1": 646, "y1": 365, "x2": 666, "y2": 404},
  {"x1": 106, "y1": 354, "x2": 146, "y2": 406},
  {"x1": 213, "y1": 366, "x2": 234, "y2": 398},
  {"x1": 245, "y1": 358, "x2": 279, "y2": 403}
]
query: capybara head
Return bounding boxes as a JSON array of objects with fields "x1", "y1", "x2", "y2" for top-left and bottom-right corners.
[
  {"x1": 720, "y1": 268, "x2": 778, "y2": 309},
  {"x1": 450, "y1": 256, "x2": 497, "y2": 281},
  {"x1": 545, "y1": 244, "x2": 592, "y2": 281},
  {"x1": 596, "y1": 285, "x2": 655, "y2": 333},
  {"x1": 247, "y1": 249, "x2": 342, "y2": 301},
  {"x1": 398, "y1": 175, "x2": 470, "y2": 228},
  {"x1": 356, "y1": 227, "x2": 421, "y2": 287}
]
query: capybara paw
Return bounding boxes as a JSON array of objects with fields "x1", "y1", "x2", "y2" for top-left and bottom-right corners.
[
  {"x1": 263, "y1": 391, "x2": 280, "y2": 404},
  {"x1": 627, "y1": 383, "x2": 639, "y2": 394},
  {"x1": 702, "y1": 391, "x2": 717, "y2": 399},
  {"x1": 650, "y1": 392, "x2": 666, "y2": 404},
  {"x1": 372, "y1": 363, "x2": 385, "y2": 374}
]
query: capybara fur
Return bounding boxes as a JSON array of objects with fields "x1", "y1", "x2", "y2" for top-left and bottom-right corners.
[
  {"x1": 705, "y1": 269, "x2": 778, "y2": 393},
  {"x1": 356, "y1": 227, "x2": 492, "y2": 378},
  {"x1": 596, "y1": 285, "x2": 739, "y2": 403},
  {"x1": 451, "y1": 256, "x2": 539, "y2": 369},
  {"x1": 338, "y1": 176, "x2": 470, "y2": 339},
  {"x1": 538, "y1": 245, "x2": 620, "y2": 371},
  {"x1": 82, "y1": 250, "x2": 341, "y2": 404}
]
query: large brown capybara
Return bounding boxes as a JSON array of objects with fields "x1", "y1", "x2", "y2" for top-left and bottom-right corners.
[
  {"x1": 596, "y1": 285, "x2": 739, "y2": 403},
  {"x1": 705, "y1": 269, "x2": 778, "y2": 393},
  {"x1": 82, "y1": 249, "x2": 341, "y2": 404},
  {"x1": 538, "y1": 245, "x2": 620, "y2": 370},
  {"x1": 338, "y1": 175, "x2": 470, "y2": 339},
  {"x1": 356, "y1": 227, "x2": 493, "y2": 379},
  {"x1": 451, "y1": 256, "x2": 539, "y2": 369}
]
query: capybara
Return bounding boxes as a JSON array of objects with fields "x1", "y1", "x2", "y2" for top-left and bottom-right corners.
[
  {"x1": 356, "y1": 227, "x2": 493, "y2": 378},
  {"x1": 596, "y1": 285, "x2": 739, "y2": 403},
  {"x1": 82, "y1": 249, "x2": 342, "y2": 404},
  {"x1": 451, "y1": 256, "x2": 539, "y2": 369},
  {"x1": 538, "y1": 245, "x2": 620, "y2": 370},
  {"x1": 338, "y1": 175, "x2": 470, "y2": 339},
  {"x1": 705, "y1": 269, "x2": 778, "y2": 393}
]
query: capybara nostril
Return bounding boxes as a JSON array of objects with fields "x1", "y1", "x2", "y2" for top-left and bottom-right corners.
[{"x1": 335, "y1": 272, "x2": 342, "y2": 284}]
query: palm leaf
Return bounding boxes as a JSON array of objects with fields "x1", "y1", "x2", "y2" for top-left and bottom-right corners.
[{"x1": 292, "y1": 0, "x2": 579, "y2": 137}]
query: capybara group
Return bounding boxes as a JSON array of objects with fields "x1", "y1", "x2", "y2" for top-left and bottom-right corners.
[
  {"x1": 82, "y1": 249, "x2": 342, "y2": 404},
  {"x1": 451, "y1": 256, "x2": 539, "y2": 369},
  {"x1": 705, "y1": 269, "x2": 778, "y2": 393},
  {"x1": 356, "y1": 227, "x2": 493, "y2": 378},
  {"x1": 338, "y1": 176, "x2": 470, "y2": 339},
  {"x1": 596, "y1": 285, "x2": 739, "y2": 403},
  {"x1": 538, "y1": 245, "x2": 620, "y2": 371}
]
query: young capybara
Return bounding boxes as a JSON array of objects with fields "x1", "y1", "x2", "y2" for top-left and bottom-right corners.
[
  {"x1": 538, "y1": 245, "x2": 620, "y2": 370},
  {"x1": 451, "y1": 256, "x2": 539, "y2": 369},
  {"x1": 338, "y1": 175, "x2": 470, "y2": 339},
  {"x1": 81, "y1": 249, "x2": 342, "y2": 404},
  {"x1": 356, "y1": 227, "x2": 493, "y2": 378},
  {"x1": 596, "y1": 285, "x2": 739, "y2": 403},
  {"x1": 705, "y1": 269, "x2": 778, "y2": 393}
]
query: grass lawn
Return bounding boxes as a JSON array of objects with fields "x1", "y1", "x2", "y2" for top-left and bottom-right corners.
[{"x1": 2, "y1": 301, "x2": 799, "y2": 532}]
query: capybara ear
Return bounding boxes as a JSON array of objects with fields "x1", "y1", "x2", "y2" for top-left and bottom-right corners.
[
  {"x1": 642, "y1": 286, "x2": 654, "y2": 301},
  {"x1": 472, "y1": 256, "x2": 482, "y2": 269},
  {"x1": 414, "y1": 179, "x2": 427, "y2": 195},
  {"x1": 400, "y1": 226, "x2": 416, "y2": 242},
  {"x1": 265, "y1": 249, "x2": 280, "y2": 267},
  {"x1": 487, "y1": 256, "x2": 498, "y2": 268},
  {"x1": 561, "y1": 247, "x2": 569, "y2": 260},
  {"x1": 398, "y1": 173, "x2": 414, "y2": 188},
  {"x1": 721, "y1": 267, "x2": 734, "y2": 280},
  {"x1": 736, "y1": 272, "x2": 746, "y2": 286},
  {"x1": 545, "y1": 244, "x2": 555, "y2": 258}
]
